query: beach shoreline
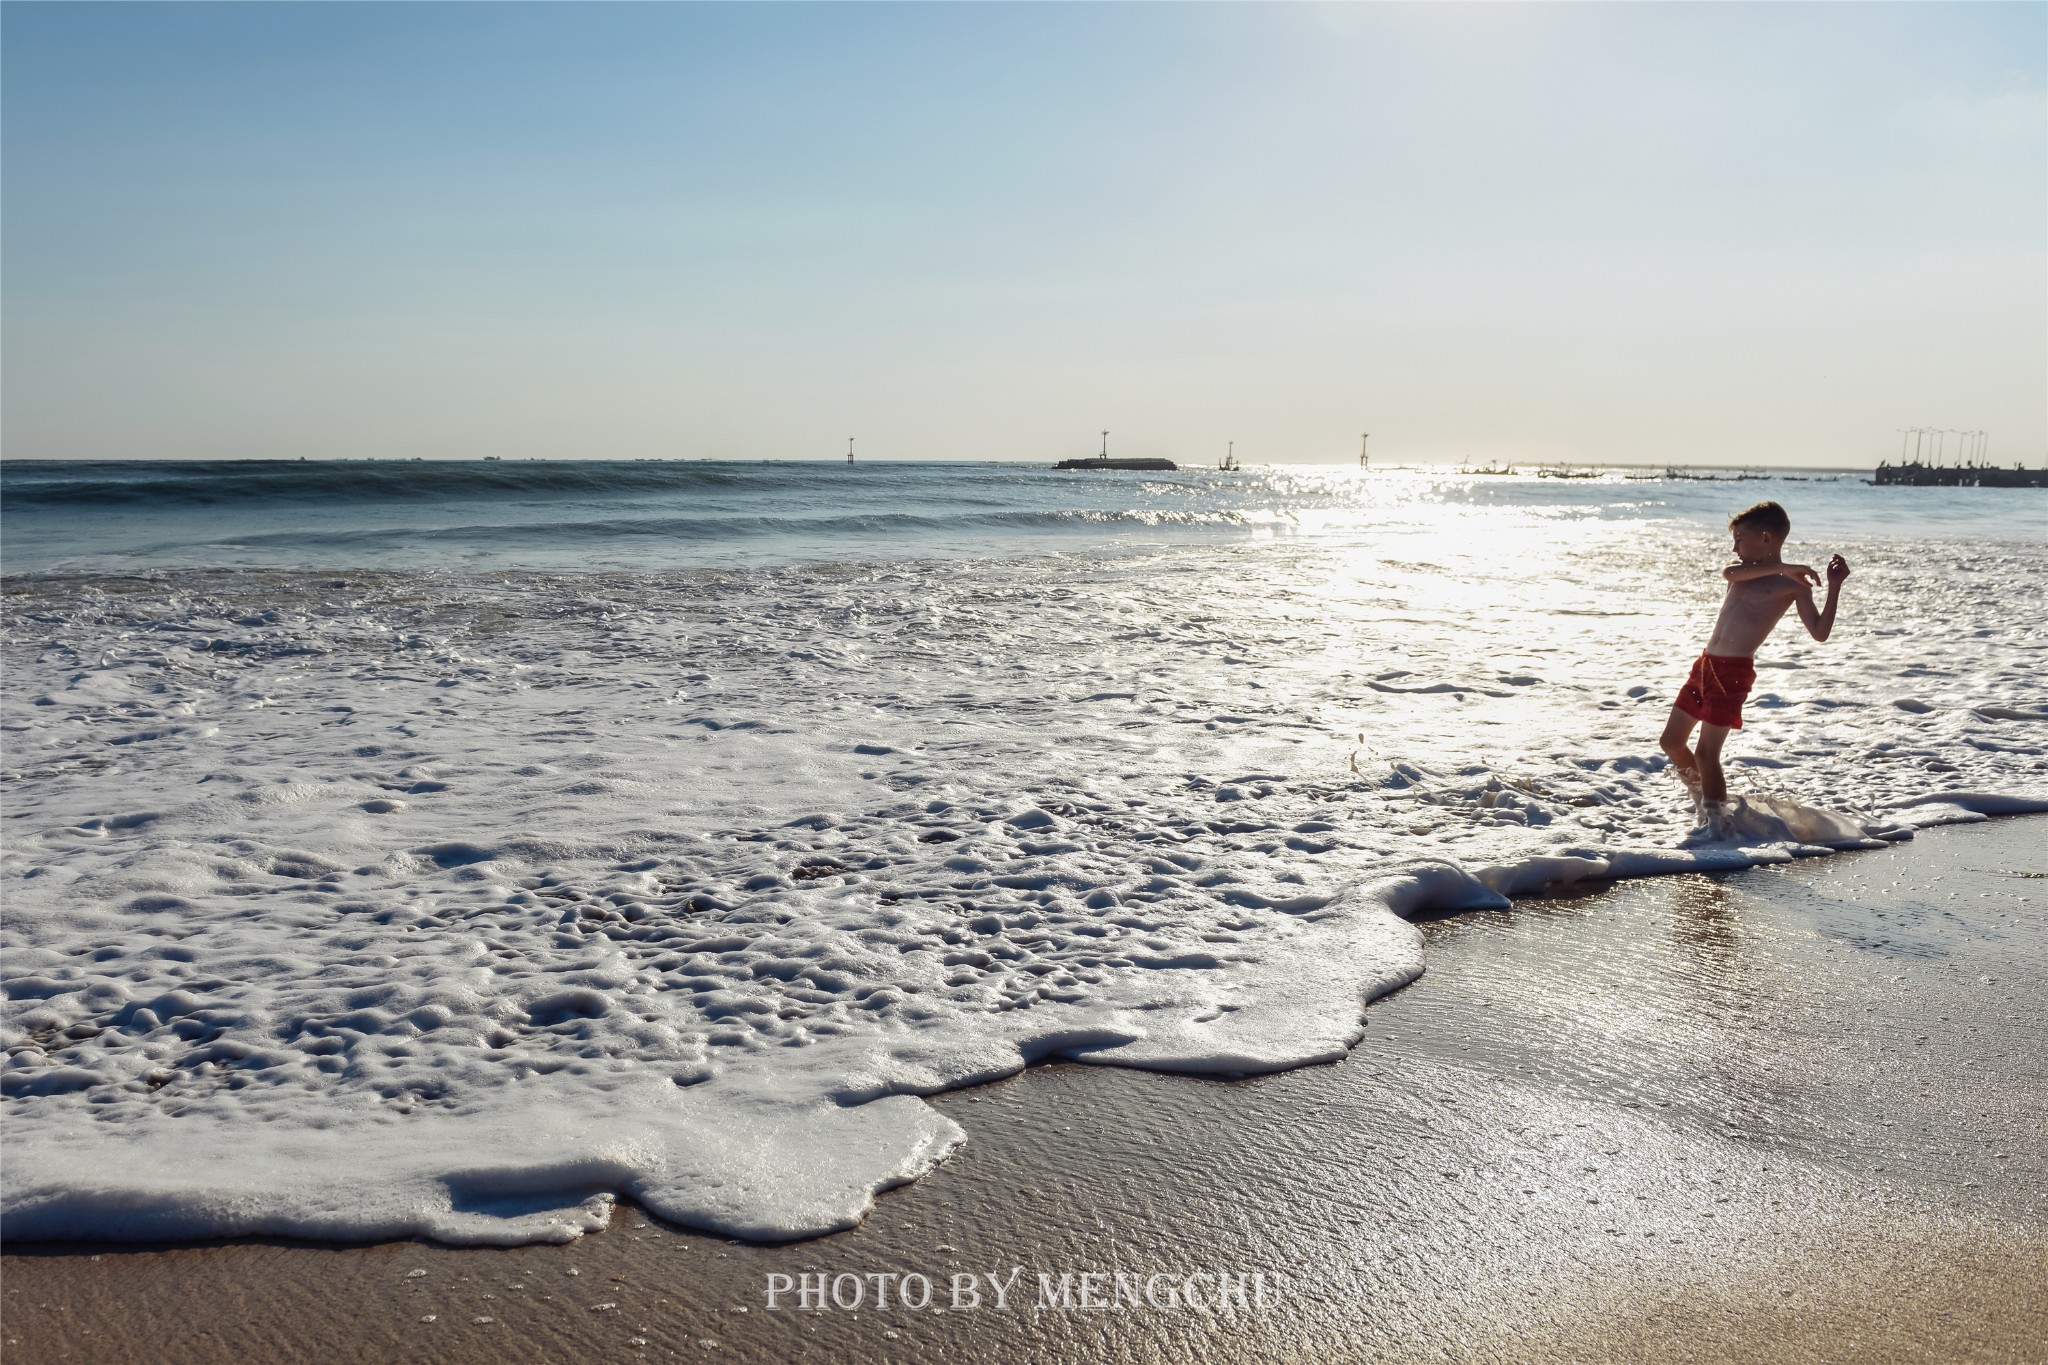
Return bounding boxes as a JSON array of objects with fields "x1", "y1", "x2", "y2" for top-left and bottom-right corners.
[{"x1": 8, "y1": 813, "x2": 2043, "y2": 1364}]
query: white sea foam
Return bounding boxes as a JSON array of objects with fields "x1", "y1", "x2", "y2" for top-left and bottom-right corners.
[{"x1": 4, "y1": 507, "x2": 2043, "y2": 1245}]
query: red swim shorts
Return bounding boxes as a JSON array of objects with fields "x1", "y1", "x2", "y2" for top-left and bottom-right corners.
[{"x1": 1674, "y1": 652, "x2": 1757, "y2": 729}]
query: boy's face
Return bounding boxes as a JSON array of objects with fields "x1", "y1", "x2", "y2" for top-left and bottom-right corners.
[{"x1": 1731, "y1": 524, "x2": 1781, "y2": 562}]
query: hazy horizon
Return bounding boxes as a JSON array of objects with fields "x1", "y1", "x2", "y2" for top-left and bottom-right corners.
[
  {"x1": 5, "y1": 2, "x2": 2042, "y2": 467},
  {"x1": 1, "y1": 454, "x2": 1913, "y2": 471}
]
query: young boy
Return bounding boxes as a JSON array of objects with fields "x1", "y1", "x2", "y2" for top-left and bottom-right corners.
[{"x1": 1660, "y1": 500, "x2": 1849, "y2": 837}]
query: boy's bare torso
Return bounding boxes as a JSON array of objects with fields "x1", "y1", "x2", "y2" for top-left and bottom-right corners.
[{"x1": 1704, "y1": 576, "x2": 1799, "y2": 657}]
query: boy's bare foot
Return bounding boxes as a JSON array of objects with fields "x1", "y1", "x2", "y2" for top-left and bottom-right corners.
[
  {"x1": 1670, "y1": 763, "x2": 1706, "y2": 819},
  {"x1": 1677, "y1": 797, "x2": 1743, "y2": 847}
]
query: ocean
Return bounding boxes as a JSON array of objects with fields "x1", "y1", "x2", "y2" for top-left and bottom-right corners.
[
  {"x1": 0, "y1": 457, "x2": 2033, "y2": 572},
  {"x1": 3, "y1": 458, "x2": 2043, "y2": 1245}
]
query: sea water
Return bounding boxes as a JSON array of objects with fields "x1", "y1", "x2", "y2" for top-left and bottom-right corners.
[{"x1": 3, "y1": 460, "x2": 2043, "y2": 1244}]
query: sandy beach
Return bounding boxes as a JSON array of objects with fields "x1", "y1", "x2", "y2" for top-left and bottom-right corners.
[
  {"x1": 8, "y1": 812, "x2": 2042, "y2": 1364},
  {"x1": 7, "y1": 4, "x2": 2044, "y2": 1359}
]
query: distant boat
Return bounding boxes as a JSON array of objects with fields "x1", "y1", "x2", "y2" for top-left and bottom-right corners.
[
  {"x1": 1633, "y1": 465, "x2": 1769, "y2": 483},
  {"x1": 1219, "y1": 442, "x2": 1239, "y2": 471},
  {"x1": 1458, "y1": 459, "x2": 1517, "y2": 476}
]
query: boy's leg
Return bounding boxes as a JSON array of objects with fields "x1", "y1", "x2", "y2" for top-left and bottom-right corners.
[
  {"x1": 1660, "y1": 706, "x2": 1709, "y2": 820},
  {"x1": 1659, "y1": 706, "x2": 1700, "y2": 782},
  {"x1": 1694, "y1": 722, "x2": 1732, "y2": 804}
]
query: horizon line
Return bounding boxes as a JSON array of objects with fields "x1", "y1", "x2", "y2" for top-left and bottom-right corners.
[{"x1": 7, "y1": 456, "x2": 2013, "y2": 474}]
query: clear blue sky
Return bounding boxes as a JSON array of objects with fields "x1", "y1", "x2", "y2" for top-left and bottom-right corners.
[{"x1": 4, "y1": 2, "x2": 2042, "y2": 465}]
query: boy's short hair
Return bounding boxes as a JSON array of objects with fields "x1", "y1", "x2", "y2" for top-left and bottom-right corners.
[{"x1": 1729, "y1": 500, "x2": 1790, "y2": 538}]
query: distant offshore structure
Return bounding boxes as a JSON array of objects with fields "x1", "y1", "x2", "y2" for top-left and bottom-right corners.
[
  {"x1": 1874, "y1": 460, "x2": 2046, "y2": 488},
  {"x1": 1056, "y1": 430, "x2": 1177, "y2": 472},
  {"x1": 1877, "y1": 426, "x2": 2044, "y2": 486}
]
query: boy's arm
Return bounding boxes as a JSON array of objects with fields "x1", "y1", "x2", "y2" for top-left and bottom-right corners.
[
  {"x1": 1794, "y1": 555, "x2": 1850, "y2": 641},
  {"x1": 1724, "y1": 561, "x2": 1819, "y2": 585}
]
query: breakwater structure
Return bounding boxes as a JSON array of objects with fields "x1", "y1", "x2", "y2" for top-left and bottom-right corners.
[
  {"x1": 1877, "y1": 426, "x2": 2045, "y2": 486},
  {"x1": 1056, "y1": 456, "x2": 1179, "y2": 471},
  {"x1": 1056, "y1": 429, "x2": 1178, "y2": 472},
  {"x1": 1873, "y1": 460, "x2": 2047, "y2": 487}
]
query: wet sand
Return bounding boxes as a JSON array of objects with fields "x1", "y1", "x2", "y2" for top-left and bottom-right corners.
[{"x1": 7, "y1": 815, "x2": 2044, "y2": 1364}]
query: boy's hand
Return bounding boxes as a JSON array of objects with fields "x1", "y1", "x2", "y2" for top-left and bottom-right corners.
[{"x1": 1826, "y1": 554, "x2": 1850, "y2": 585}]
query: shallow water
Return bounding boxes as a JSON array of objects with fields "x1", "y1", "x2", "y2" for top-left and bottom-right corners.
[{"x1": 3, "y1": 463, "x2": 2043, "y2": 1244}]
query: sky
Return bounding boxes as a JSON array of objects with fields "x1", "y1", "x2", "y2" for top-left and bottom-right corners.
[{"x1": 3, "y1": 2, "x2": 2042, "y2": 467}]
